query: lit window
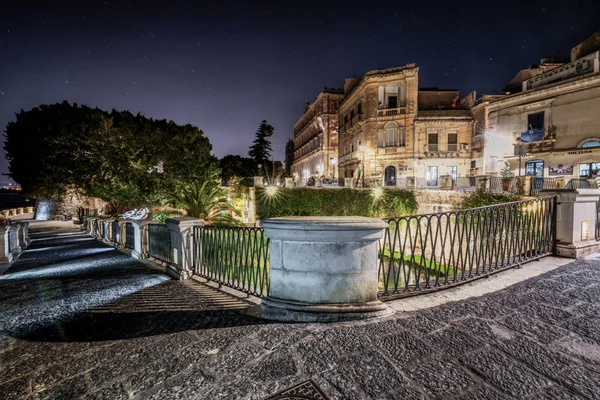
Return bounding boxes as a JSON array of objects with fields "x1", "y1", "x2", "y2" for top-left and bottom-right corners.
[{"x1": 581, "y1": 141, "x2": 600, "y2": 148}]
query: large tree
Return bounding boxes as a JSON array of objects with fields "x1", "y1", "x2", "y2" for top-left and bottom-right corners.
[
  {"x1": 284, "y1": 139, "x2": 294, "y2": 176},
  {"x1": 248, "y1": 120, "x2": 273, "y2": 172},
  {"x1": 219, "y1": 154, "x2": 256, "y2": 185},
  {"x1": 3, "y1": 101, "x2": 215, "y2": 207}
]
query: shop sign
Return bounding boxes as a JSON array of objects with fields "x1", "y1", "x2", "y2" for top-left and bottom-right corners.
[{"x1": 567, "y1": 150, "x2": 593, "y2": 155}]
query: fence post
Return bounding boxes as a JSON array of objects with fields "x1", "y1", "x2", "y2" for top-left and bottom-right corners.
[
  {"x1": 17, "y1": 222, "x2": 29, "y2": 249},
  {"x1": 439, "y1": 175, "x2": 453, "y2": 190},
  {"x1": 545, "y1": 189, "x2": 600, "y2": 258},
  {"x1": 132, "y1": 220, "x2": 155, "y2": 260},
  {"x1": 116, "y1": 220, "x2": 128, "y2": 249},
  {"x1": 166, "y1": 217, "x2": 205, "y2": 280},
  {"x1": 0, "y1": 226, "x2": 12, "y2": 264},
  {"x1": 8, "y1": 225, "x2": 21, "y2": 254},
  {"x1": 102, "y1": 220, "x2": 112, "y2": 243},
  {"x1": 260, "y1": 216, "x2": 392, "y2": 322}
]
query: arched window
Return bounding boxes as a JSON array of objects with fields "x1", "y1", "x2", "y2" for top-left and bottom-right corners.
[
  {"x1": 384, "y1": 166, "x2": 397, "y2": 186},
  {"x1": 385, "y1": 122, "x2": 398, "y2": 147},
  {"x1": 581, "y1": 140, "x2": 600, "y2": 148}
]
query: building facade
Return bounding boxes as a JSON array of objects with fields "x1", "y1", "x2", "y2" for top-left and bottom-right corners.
[
  {"x1": 475, "y1": 32, "x2": 600, "y2": 183},
  {"x1": 291, "y1": 88, "x2": 344, "y2": 182},
  {"x1": 337, "y1": 65, "x2": 474, "y2": 187}
]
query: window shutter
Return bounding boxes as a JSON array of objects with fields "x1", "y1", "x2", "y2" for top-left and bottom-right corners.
[
  {"x1": 399, "y1": 128, "x2": 406, "y2": 146},
  {"x1": 378, "y1": 86, "x2": 384, "y2": 109},
  {"x1": 400, "y1": 82, "x2": 406, "y2": 107},
  {"x1": 377, "y1": 131, "x2": 384, "y2": 148}
]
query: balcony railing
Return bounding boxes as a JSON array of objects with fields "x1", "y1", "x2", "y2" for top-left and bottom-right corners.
[
  {"x1": 428, "y1": 144, "x2": 439, "y2": 152},
  {"x1": 339, "y1": 151, "x2": 360, "y2": 164},
  {"x1": 447, "y1": 144, "x2": 458, "y2": 152},
  {"x1": 377, "y1": 107, "x2": 407, "y2": 117}
]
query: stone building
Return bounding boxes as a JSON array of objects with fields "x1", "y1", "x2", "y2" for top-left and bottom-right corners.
[
  {"x1": 337, "y1": 65, "x2": 474, "y2": 187},
  {"x1": 472, "y1": 30, "x2": 600, "y2": 182},
  {"x1": 291, "y1": 88, "x2": 344, "y2": 183}
]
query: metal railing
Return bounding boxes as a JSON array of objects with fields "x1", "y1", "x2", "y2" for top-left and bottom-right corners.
[
  {"x1": 531, "y1": 177, "x2": 558, "y2": 196},
  {"x1": 194, "y1": 226, "x2": 270, "y2": 298},
  {"x1": 377, "y1": 196, "x2": 556, "y2": 299},
  {"x1": 454, "y1": 177, "x2": 478, "y2": 191},
  {"x1": 125, "y1": 222, "x2": 134, "y2": 249},
  {"x1": 566, "y1": 178, "x2": 591, "y2": 189},
  {"x1": 148, "y1": 224, "x2": 173, "y2": 264}
]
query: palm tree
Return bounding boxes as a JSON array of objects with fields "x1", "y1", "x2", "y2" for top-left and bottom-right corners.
[{"x1": 169, "y1": 180, "x2": 242, "y2": 226}]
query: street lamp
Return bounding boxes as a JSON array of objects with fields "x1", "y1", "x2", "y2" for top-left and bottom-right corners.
[
  {"x1": 330, "y1": 157, "x2": 336, "y2": 180},
  {"x1": 359, "y1": 145, "x2": 366, "y2": 188}
]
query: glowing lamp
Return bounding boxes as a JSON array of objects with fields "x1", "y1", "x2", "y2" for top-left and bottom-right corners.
[
  {"x1": 266, "y1": 186, "x2": 277, "y2": 196},
  {"x1": 373, "y1": 187, "x2": 383, "y2": 198}
]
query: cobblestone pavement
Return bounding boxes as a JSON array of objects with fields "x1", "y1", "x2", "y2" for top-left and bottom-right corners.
[{"x1": 2, "y1": 222, "x2": 600, "y2": 399}]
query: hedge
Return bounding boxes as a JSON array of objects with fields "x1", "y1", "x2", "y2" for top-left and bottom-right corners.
[{"x1": 256, "y1": 188, "x2": 418, "y2": 220}]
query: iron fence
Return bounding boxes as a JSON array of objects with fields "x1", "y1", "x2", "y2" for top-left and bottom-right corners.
[
  {"x1": 125, "y1": 222, "x2": 134, "y2": 249},
  {"x1": 148, "y1": 224, "x2": 173, "y2": 264},
  {"x1": 112, "y1": 221, "x2": 119, "y2": 247},
  {"x1": 531, "y1": 177, "x2": 558, "y2": 196},
  {"x1": 454, "y1": 177, "x2": 478, "y2": 191},
  {"x1": 194, "y1": 225, "x2": 270, "y2": 298},
  {"x1": 377, "y1": 196, "x2": 556, "y2": 299}
]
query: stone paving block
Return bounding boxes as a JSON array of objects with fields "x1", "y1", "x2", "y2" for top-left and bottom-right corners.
[
  {"x1": 293, "y1": 337, "x2": 340, "y2": 375},
  {"x1": 452, "y1": 317, "x2": 515, "y2": 341},
  {"x1": 311, "y1": 374, "x2": 345, "y2": 400},
  {"x1": 203, "y1": 340, "x2": 266, "y2": 375},
  {"x1": 255, "y1": 323, "x2": 313, "y2": 350},
  {"x1": 80, "y1": 382, "x2": 130, "y2": 400},
  {"x1": 517, "y1": 302, "x2": 575, "y2": 325},
  {"x1": 430, "y1": 299, "x2": 510, "y2": 323},
  {"x1": 36, "y1": 374, "x2": 90, "y2": 400},
  {"x1": 143, "y1": 368, "x2": 212, "y2": 400},
  {"x1": 555, "y1": 336, "x2": 600, "y2": 363},
  {"x1": 425, "y1": 326, "x2": 487, "y2": 357},
  {"x1": 525, "y1": 278, "x2": 578, "y2": 293},
  {"x1": 564, "y1": 284, "x2": 600, "y2": 303},
  {"x1": 200, "y1": 377, "x2": 257, "y2": 400},
  {"x1": 246, "y1": 348, "x2": 298, "y2": 382},
  {"x1": 554, "y1": 365, "x2": 600, "y2": 400},
  {"x1": 460, "y1": 348, "x2": 551, "y2": 398},
  {"x1": 323, "y1": 325, "x2": 374, "y2": 354},
  {"x1": 498, "y1": 312, "x2": 572, "y2": 344},
  {"x1": 451, "y1": 383, "x2": 513, "y2": 400},
  {"x1": 407, "y1": 358, "x2": 479, "y2": 398},
  {"x1": 334, "y1": 351, "x2": 425, "y2": 400},
  {"x1": 561, "y1": 316, "x2": 600, "y2": 342},
  {"x1": 373, "y1": 331, "x2": 433, "y2": 365},
  {"x1": 394, "y1": 313, "x2": 447, "y2": 336},
  {"x1": 496, "y1": 336, "x2": 576, "y2": 378},
  {"x1": 549, "y1": 272, "x2": 596, "y2": 288},
  {"x1": 0, "y1": 376, "x2": 33, "y2": 400},
  {"x1": 525, "y1": 384, "x2": 586, "y2": 400},
  {"x1": 351, "y1": 316, "x2": 407, "y2": 338}
]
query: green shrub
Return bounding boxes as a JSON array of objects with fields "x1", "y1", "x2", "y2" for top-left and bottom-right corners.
[
  {"x1": 460, "y1": 189, "x2": 520, "y2": 209},
  {"x1": 256, "y1": 188, "x2": 418, "y2": 220},
  {"x1": 151, "y1": 212, "x2": 172, "y2": 224}
]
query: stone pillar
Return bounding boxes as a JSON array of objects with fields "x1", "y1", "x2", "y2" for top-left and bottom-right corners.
[
  {"x1": 344, "y1": 177, "x2": 354, "y2": 188},
  {"x1": 439, "y1": 175, "x2": 453, "y2": 190},
  {"x1": 88, "y1": 217, "x2": 97, "y2": 236},
  {"x1": 132, "y1": 220, "x2": 157, "y2": 260},
  {"x1": 17, "y1": 222, "x2": 29, "y2": 248},
  {"x1": 116, "y1": 220, "x2": 128, "y2": 249},
  {"x1": 555, "y1": 177, "x2": 566, "y2": 189},
  {"x1": 547, "y1": 189, "x2": 600, "y2": 258},
  {"x1": 166, "y1": 217, "x2": 205, "y2": 279},
  {"x1": 26, "y1": 206, "x2": 35, "y2": 214},
  {"x1": 0, "y1": 226, "x2": 12, "y2": 264},
  {"x1": 476, "y1": 175, "x2": 490, "y2": 191},
  {"x1": 102, "y1": 220, "x2": 112, "y2": 243},
  {"x1": 8, "y1": 225, "x2": 21, "y2": 254},
  {"x1": 1, "y1": 210, "x2": 8, "y2": 219},
  {"x1": 260, "y1": 216, "x2": 392, "y2": 322}
]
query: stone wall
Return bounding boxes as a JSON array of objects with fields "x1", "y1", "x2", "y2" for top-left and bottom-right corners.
[{"x1": 413, "y1": 189, "x2": 469, "y2": 214}]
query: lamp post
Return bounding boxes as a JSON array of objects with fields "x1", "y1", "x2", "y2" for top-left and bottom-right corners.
[
  {"x1": 359, "y1": 145, "x2": 365, "y2": 188},
  {"x1": 330, "y1": 157, "x2": 336, "y2": 180}
]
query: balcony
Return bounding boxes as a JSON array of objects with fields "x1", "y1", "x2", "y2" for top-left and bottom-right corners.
[
  {"x1": 377, "y1": 107, "x2": 407, "y2": 117},
  {"x1": 339, "y1": 151, "x2": 360, "y2": 164},
  {"x1": 423, "y1": 144, "x2": 462, "y2": 157},
  {"x1": 342, "y1": 114, "x2": 364, "y2": 133}
]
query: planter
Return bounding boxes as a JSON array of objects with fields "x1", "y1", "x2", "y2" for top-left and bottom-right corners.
[{"x1": 502, "y1": 181, "x2": 513, "y2": 192}]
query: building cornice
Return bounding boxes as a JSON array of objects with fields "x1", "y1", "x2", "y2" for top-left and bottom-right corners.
[{"x1": 486, "y1": 73, "x2": 600, "y2": 112}]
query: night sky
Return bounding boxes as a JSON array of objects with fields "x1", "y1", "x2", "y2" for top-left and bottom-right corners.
[{"x1": 1, "y1": 0, "x2": 599, "y2": 184}]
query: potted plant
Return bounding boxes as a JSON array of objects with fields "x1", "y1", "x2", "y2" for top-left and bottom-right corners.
[{"x1": 501, "y1": 166, "x2": 515, "y2": 192}]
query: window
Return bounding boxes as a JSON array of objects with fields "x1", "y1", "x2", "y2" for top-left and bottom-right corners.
[
  {"x1": 385, "y1": 123, "x2": 397, "y2": 147},
  {"x1": 378, "y1": 86, "x2": 384, "y2": 109},
  {"x1": 527, "y1": 111, "x2": 545, "y2": 130},
  {"x1": 386, "y1": 84, "x2": 398, "y2": 109},
  {"x1": 426, "y1": 166, "x2": 438, "y2": 186},
  {"x1": 350, "y1": 110, "x2": 355, "y2": 119},
  {"x1": 580, "y1": 163, "x2": 600, "y2": 178},
  {"x1": 582, "y1": 140, "x2": 600, "y2": 148},
  {"x1": 399, "y1": 128, "x2": 406, "y2": 146},
  {"x1": 447, "y1": 132, "x2": 458, "y2": 152},
  {"x1": 357, "y1": 103, "x2": 363, "y2": 115},
  {"x1": 471, "y1": 160, "x2": 477, "y2": 169},
  {"x1": 384, "y1": 166, "x2": 396, "y2": 186},
  {"x1": 377, "y1": 131, "x2": 384, "y2": 148},
  {"x1": 447, "y1": 166, "x2": 457, "y2": 182},
  {"x1": 525, "y1": 160, "x2": 544, "y2": 177},
  {"x1": 428, "y1": 132, "x2": 439, "y2": 152}
]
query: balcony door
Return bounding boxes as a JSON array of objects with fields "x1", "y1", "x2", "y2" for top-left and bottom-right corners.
[
  {"x1": 525, "y1": 160, "x2": 544, "y2": 189},
  {"x1": 384, "y1": 166, "x2": 396, "y2": 186},
  {"x1": 426, "y1": 166, "x2": 438, "y2": 186}
]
